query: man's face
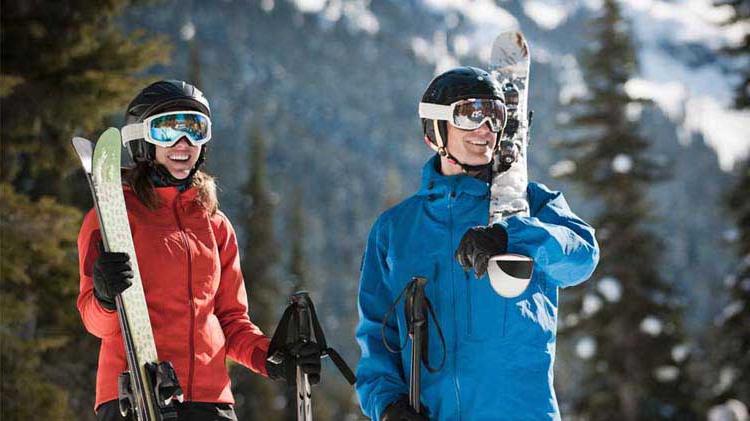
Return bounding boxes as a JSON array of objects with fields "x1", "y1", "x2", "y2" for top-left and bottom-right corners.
[{"x1": 445, "y1": 121, "x2": 497, "y2": 167}]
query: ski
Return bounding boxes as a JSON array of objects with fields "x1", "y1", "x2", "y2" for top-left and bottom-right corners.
[
  {"x1": 72, "y1": 129, "x2": 182, "y2": 420},
  {"x1": 486, "y1": 30, "x2": 535, "y2": 297}
]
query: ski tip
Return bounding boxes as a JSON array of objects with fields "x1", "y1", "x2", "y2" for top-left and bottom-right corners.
[
  {"x1": 71, "y1": 136, "x2": 94, "y2": 174},
  {"x1": 99, "y1": 127, "x2": 122, "y2": 142}
]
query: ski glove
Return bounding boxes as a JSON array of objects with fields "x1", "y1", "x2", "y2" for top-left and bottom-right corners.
[
  {"x1": 381, "y1": 396, "x2": 429, "y2": 421},
  {"x1": 455, "y1": 224, "x2": 508, "y2": 278},
  {"x1": 92, "y1": 248, "x2": 134, "y2": 311},
  {"x1": 265, "y1": 341, "x2": 322, "y2": 385}
]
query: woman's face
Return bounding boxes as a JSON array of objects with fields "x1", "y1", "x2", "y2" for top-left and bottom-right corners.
[{"x1": 154, "y1": 137, "x2": 202, "y2": 179}]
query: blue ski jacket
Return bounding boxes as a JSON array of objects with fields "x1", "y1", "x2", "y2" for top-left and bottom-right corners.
[{"x1": 355, "y1": 156, "x2": 599, "y2": 420}]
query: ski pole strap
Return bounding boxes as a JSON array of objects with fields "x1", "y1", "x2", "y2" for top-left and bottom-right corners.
[
  {"x1": 267, "y1": 293, "x2": 357, "y2": 385},
  {"x1": 305, "y1": 297, "x2": 357, "y2": 385},
  {"x1": 381, "y1": 277, "x2": 446, "y2": 373}
]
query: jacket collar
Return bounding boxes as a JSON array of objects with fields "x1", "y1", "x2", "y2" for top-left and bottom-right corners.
[
  {"x1": 416, "y1": 155, "x2": 489, "y2": 198},
  {"x1": 124, "y1": 184, "x2": 198, "y2": 205},
  {"x1": 154, "y1": 186, "x2": 198, "y2": 204}
]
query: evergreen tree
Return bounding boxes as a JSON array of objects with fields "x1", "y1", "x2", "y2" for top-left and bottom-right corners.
[
  {"x1": 712, "y1": 158, "x2": 750, "y2": 408},
  {"x1": 1, "y1": 1, "x2": 168, "y2": 418},
  {"x1": 1, "y1": 0, "x2": 169, "y2": 198},
  {"x1": 0, "y1": 184, "x2": 82, "y2": 420},
  {"x1": 714, "y1": 0, "x2": 749, "y2": 109},
  {"x1": 288, "y1": 186, "x2": 308, "y2": 294},
  {"x1": 556, "y1": 1, "x2": 698, "y2": 418},
  {"x1": 711, "y1": 1, "x2": 749, "y2": 407},
  {"x1": 232, "y1": 127, "x2": 285, "y2": 420}
]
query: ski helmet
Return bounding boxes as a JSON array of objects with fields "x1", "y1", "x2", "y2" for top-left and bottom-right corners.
[
  {"x1": 420, "y1": 66, "x2": 505, "y2": 170},
  {"x1": 124, "y1": 80, "x2": 211, "y2": 164}
]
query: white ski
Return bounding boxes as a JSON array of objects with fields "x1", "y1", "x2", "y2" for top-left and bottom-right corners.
[{"x1": 487, "y1": 30, "x2": 534, "y2": 298}]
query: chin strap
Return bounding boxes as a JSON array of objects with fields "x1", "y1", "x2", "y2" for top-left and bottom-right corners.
[{"x1": 430, "y1": 119, "x2": 496, "y2": 182}]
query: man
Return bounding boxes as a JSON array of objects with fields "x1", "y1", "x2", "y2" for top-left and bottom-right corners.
[{"x1": 355, "y1": 66, "x2": 599, "y2": 420}]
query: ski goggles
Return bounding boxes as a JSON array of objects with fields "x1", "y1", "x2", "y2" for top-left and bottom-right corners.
[
  {"x1": 419, "y1": 98, "x2": 507, "y2": 133},
  {"x1": 121, "y1": 111, "x2": 212, "y2": 147}
]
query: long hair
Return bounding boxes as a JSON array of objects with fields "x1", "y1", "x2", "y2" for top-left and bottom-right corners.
[{"x1": 124, "y1": 163, "x2": 219, "y2": 215}]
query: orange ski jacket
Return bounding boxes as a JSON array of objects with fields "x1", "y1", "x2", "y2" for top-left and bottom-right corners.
[{"x1": 77, "y1": 186, "x2": 270, "y2": 409}]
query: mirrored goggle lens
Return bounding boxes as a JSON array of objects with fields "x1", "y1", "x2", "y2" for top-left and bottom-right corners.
[
  {"x1": 148, "y1": 113, "x2": 210, "y2": 145},
  {"x1": 452, "y1": 99, "x2": 507, "y2": 132}
]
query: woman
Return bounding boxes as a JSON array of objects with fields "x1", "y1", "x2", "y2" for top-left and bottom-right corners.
[{"x1": 77, "y1": 80, "x2": 319, "y2": 420}]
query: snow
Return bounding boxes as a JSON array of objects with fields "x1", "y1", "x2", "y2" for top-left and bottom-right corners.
[
  {"x1": 715, "y1": 366, "x2": 738, "y2": 394},
  {"x1": 582, "y1": 293, "x2": 603, "y2": 315},
  {"x1": 654, "y1": 365, "x2": 680, "y2": 382},
  {"x1": 291, "y1": 0, "x2": 379, "y2": 34},
  {"x1": 714, "y1": 300, "x2": 745, "y2": 326},
  {"x1": 522, "y1": 0, "x2": 574, "y2": 30},
  {"x1": 597, "y1": 277, "x2": 622, "y2": 302},
  {"x1": 626, "y1": 102, "x2": 643, "y2": 121},
  {"x1": 671, "y1": 343, "x2": 690, "y2": 363},
  {"x1": 640, "y1": 315, "x2": 663, "y2": 336},
  {"x1": 293, "y1": 0, "x2": 326, "y2": 13},
  {"x1": 565, "y1": 313, "x2": 580, "y2": 327},
  {"x1": 558, "y1": 55, "x2": 588, "y2": 105},
  {"x1": 549, "y1": 159, "x2": 577, "y2": 178},
  {"x1": 180, "y1": 21, "x2": 195, "y2": 41},
  {"x1": 576, "y1": 336, "x2": 597, "y2": 359},
  {"x1": 612, "y1": 154, "x2": 633, "y2": 173},
  {"x1": 621, "y1": 0, "x2": 750, "y2": 170},
  {"x1": 421, "y1": 0, "x2": 518, "y2": 66},
  {"x1": 707, "y1": 399, "x2": 749, "y2": 421},
  {"x1": 411, "y1": 32, "x2": 460, "y2": 74},
  {"x1": 260, "y1": 0, "x2": 274, "y2": 12}
]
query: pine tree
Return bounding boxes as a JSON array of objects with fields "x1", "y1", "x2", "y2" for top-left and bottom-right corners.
[
  {"x1": 232, "y1": 127, "x2": 285, "y2": 420},
  {"x1": 288, "y1": 186, "x2": 308, "y2": 294},
  {"x1": 1, "y1": 0, "x2": 169, "y2": 198},
  {"x1": 1, "y1": 1, "x2": 168, "y2": 418},
  {"x1": 0, "y1": 184, "x2": 82, "y2": 420},
  {"x1": 714, "y1": 0, "x2": 749, "y2": 109},
  {"x1": 555, "y1": 1, "x2": 698, "y2": 418},
  {"x1": 710, "y1": 0, "x2": 749, "y2": 408},
  {"x1": 712, "y1": 158, "x2": 750, "y2": 408}
]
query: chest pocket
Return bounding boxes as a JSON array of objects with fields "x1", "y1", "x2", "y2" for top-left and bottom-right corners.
[{"x1": 465, "y1": 269, "x2": 555, "y2": 346}]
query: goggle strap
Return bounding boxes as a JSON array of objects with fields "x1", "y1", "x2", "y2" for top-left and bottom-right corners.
[
  {"x1": 120, "y1": 123, "x2": 144, "y2": 145},
  {"x1": 419, "y1": 102, "x2": 452, "y2": 120}
]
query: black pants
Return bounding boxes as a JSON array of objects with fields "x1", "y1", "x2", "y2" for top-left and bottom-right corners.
[{"x1": 96, "y1": 399, "x2": 238, "y2": 421}]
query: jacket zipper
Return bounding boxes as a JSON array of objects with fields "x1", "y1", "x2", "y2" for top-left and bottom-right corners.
[
  {"x1": 172, "y1": 197, "x2": 195, "y2": 401},
  {"x1": 465, "y1": 271, "x2": 472, "y2": 336},
  {"x1": 448, "y1": 187, "x2": 462, "y2": 420}
]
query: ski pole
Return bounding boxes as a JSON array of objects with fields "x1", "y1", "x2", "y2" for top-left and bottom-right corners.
[
  {"x1": 291, "y1": 292, "x2": 313, "y2": 421},
  {"x1": 407, "y1": 277, "x2": 428, "y2": 414}
]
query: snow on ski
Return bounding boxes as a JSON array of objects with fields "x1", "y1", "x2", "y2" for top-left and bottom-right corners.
[{"x1": 486, "y1": 30, "x2": 535, "y2": 298}]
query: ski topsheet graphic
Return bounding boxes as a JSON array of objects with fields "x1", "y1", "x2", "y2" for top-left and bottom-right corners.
[
  {"x1": 486, "y1": 30, "x2": 535, "y2": 298},
  {"x1": 73, "y1": 129, "x2": 181, "y2": 420}
]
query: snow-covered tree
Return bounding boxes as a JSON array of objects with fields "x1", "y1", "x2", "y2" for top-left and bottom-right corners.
[{"x1": 555, "y1": 0, "x2": 699, "y2": 418}]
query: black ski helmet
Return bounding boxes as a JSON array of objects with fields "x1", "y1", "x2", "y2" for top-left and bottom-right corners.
[
  {"x1": 124, "y1": 80, "x2": 211, "y2": 164},
  {"x1": 420, "y1": 66, "x2": 505, "y2": 159}
]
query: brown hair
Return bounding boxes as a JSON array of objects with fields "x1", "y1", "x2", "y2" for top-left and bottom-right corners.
[{"x1": 124, "y1": 163, "x2": 219, "y2": 215}]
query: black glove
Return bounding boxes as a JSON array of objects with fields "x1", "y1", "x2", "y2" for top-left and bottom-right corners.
[
  {"x1": 381, "y1": 396, "x2": 429, "y2": 421},
  {"x1": 92, "y1": 248, "x2": 134, "y2": 311},
  {"x1": 266, "y1": 341, "x2": 322, "y2": 385},
  {"x1": 455, "y1": 224, "x2": 508, "y2": 278}
]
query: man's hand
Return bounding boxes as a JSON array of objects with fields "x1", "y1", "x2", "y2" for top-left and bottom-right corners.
[
  {"x1": 381, "y1": 396, "x2": 429, "y2": 421},
  {"x1": 454, "y1": 224, "x2": 508, "y2": 278}
]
